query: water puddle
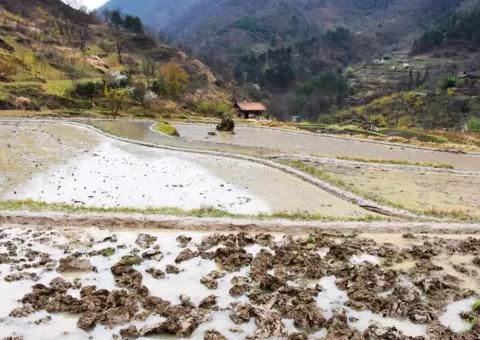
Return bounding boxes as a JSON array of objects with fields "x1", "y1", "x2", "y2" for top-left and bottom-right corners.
[
  {"x1": 314, "y1": 276, "x2": 427, "y2": 337},
  {"x1": 432, "y1": 254, "x2": 479, "y2": 291},
  {"x1": 5, "y1": 141, "x2": 270, "y2": 214},
  {"x1": 350, "y1": 254, "x2": 380, "y2": 265},
  {"x1": 439, "y1": 297, "x2": 478, "y2": 333},
  {"x1": 1, "y1": 225, "x2": 478, "y2": 339},
  {"x1": 0, "y1": 227, "x2": 259, "y2": 339}
]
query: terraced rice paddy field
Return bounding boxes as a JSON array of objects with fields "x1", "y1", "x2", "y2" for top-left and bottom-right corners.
[{"x1": 0, "y1": 118, "x2": 479, "y2": 339}]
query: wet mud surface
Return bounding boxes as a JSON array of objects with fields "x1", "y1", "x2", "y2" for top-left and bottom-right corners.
[
  {"x1": 302, "y1": 162, "x2": 480, "y2": 218},
  {"x1": 0, "y1": 121, "x2": 369, "y2": 217},
  {"x1": 0, "y1": 225, "x2": 479, "y2": 339},
  {"x1": 0, "y1": 122, "x2": 98, "y2": 197}
]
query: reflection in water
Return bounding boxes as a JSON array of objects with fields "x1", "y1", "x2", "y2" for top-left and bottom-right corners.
[
  {"x1": 91, "y1": 120, "x2": 274, "y2": 157},
  {"x1": 171, "y1": 123, "x2": 480, "y2": 171},
  {"x1": 93, "y1": 120, "x2": 480, "y2": 171}
]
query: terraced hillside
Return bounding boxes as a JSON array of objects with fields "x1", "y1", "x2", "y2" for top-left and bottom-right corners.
[{"x1": 0, "y1": 0, "x2": 229, "y2": 118}]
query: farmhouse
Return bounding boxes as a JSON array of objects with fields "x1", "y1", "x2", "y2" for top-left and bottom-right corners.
[{"x1": 235, "y1": 101, "x2": 267, "y2": 119}]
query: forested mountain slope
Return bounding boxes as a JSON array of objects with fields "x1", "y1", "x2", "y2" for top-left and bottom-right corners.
[{"x1": 0, "y1": 0, "x2": 228, "y2": 117}]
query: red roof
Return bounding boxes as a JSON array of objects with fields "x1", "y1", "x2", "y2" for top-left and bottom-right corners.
[{"x1": 236, "y1": 102, "x2": 266, "y2": 112}]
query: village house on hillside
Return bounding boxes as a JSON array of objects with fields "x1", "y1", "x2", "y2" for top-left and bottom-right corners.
[{"x1": 235, "y1": 101, "x2": 267, "y2": 119}]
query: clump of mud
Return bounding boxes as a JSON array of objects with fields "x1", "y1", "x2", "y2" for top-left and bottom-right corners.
[{"x1": 1, "y1": 227, "x2": 479, "y2": 339}]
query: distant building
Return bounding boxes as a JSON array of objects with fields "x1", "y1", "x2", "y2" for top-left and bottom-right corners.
[
  {"x1": 291, "y1": 115, "x2": 302, "y2": 122},
  {"x1": 235, "y1": 101, "x2": 267, "y2": 119},
  {"x1": 458, "y1": 71, "x2": 480, "y2": 80}
]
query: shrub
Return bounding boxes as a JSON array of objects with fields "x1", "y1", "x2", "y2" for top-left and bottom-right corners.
[
  {"x1": 323, "y1": 27, "x2": 352, "y2": 47},
  {"x1": 71, "y1": 81, "x2": 103, "y2": 106},
  {"x1": 105, "y1": 72, "x2": 128, "y2": 88},
  {"x1": 468, "y1": 117, "x2": 480, "y2": 132},
  {"x1": 159, "y1": 63, "x2": 189, "y2": 96},
  {"x1": 344, "y1": 66, "x2": 354, "y2": 78},
  {"x1": 298, "y1": 72, "x2": 347, "y2": 97},
  {"x1": 0, "y1": 58, "x2": 17, "y2": 80},
  {"x1": 216, "y1": 114, "x2": 235, "y2": 132},
  {"x1": 104, "y1": 87, "x2": 128, "y2": 119},
  {"x1": 154, "y1": 121, "x2": 179, "y2": 136},
  {"x1": 144, "y1": 91, "x2": 158, "y2": 104},
  {"x1": 151, "y1": 76, "x2": 169, "y2": 96},
  {"x1": 131, "y1": 83, "x2": 147, "y2": 106},
  {"x1": 439, "y1": 75, "x2": 458, "y2": 90},
  {"x1": 370, "y1": 114, "x2": 388, "y2": 127},
  {"x1": 196, "y1": 101, "x2": 232, "y2": 117},
  {"x1": 123, "y1": 15, "x2": 144, "y2": 33}
]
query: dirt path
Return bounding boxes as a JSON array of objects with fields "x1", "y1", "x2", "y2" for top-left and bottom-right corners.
[
  {"x1": 272, "y1": 154, "x2": 480, "y2": 176},
  {"x1": 1, "y1": 211, "x2": 479, "y2": 234}
]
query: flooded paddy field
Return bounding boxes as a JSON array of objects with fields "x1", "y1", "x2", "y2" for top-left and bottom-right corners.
[
  {"x1": 91, "y1": 120, "x2": 277, "y2": 158},
  {"x1": 299, "y1": 161, "x2": 480, "y2": 218},
  {"x1": 0, "y1": 121, "x2": 370, "y2": 217},
  {"x1": 0, "y1": 224, "x2": 479, "y2": 339},
  {"x1": 171, "y1": 123, "x2": 480, "y2": 171},
  {"x1": 0, "y1": 122, "x2": 97, "y2": 197}
]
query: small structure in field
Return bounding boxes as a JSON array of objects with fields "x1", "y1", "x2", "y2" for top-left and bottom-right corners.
[
  {"x1": 216, "y1": 115, "x2": 235, "y2": 132},
  {"x1": 235, "y1": 101, "x2": 267, "y2": 119}
]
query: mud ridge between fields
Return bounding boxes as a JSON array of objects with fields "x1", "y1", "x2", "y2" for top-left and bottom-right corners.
[
  {"x1": 1, "y1": 211, "x2": 480, "y2": 233},
  {"x1": 271, "y1": 154, "x2": 480, "y2": 176},
  {"x1": 0, "y1": 119, "x2": 424, "y2": 220}
]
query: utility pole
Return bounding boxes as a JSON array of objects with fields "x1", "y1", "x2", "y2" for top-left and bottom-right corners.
[{"x1": 243, "y1": 72, "x2": 247, "y2": 88}]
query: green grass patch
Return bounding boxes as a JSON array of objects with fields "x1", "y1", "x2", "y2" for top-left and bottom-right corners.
[
  {"x1": 422, "y1": 208, "x2": 477, "y2": 221},
  {"x1": 473, "y1": 300, "x2": 480, "y2": 312},
  {"x1": 99, "y1": 247, "x2": 116, "y2": 257},
  {"x1": 121, "y1": 255, "x2": 142, "y2": 265},
  {"x1": 153, "y1": 121, "x2": 179, "y2": 136},
  {"x1": 0, "y1": 199, "x2": 387, "y2": 222},
  {"x1": 337, "y1": 156, "x2": 454, "y2": 169},
  {"x1": 43, "y1": 80, "x2": 74, "y2": 96},
  {"x1": 279, "y1": 160, "x2": 351, "y2": 191},
  {"x1": 382, "y1": 129, "x2": 449, "y2": 144},
  {"x1": 468, "y1": 117, "x2": 480, "y2": 133},
  {"x1": 295, "y1": 123, "x2": 383, "y2": 137}
]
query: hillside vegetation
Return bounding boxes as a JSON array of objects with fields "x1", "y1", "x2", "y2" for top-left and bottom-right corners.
[
  {"x1": 412, "y1": 7, "x2": 480, "y2": 54},
  {"x1": 102, "y1": 0, "x2": 480, "y2": 130},
  {"x1": 0, "y1": 0, "x2": 229, "y2": 118}
]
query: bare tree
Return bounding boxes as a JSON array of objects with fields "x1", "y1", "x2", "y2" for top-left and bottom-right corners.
[
  {"x1": 114, "y1": 27, "x2": 125, "y2": 63},
  {"x1": 142, "y1": 57, "x2": 157, "y2": 87},
  {"x1": 124, "y1": 55, "x2": 138, "y2": 83},
  {"x1": 78, "y1": 26, "x2": 89, "y2": 51}
]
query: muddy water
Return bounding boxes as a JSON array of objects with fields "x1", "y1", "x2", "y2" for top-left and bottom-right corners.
[
  {"x1": 1, "y1": 122, "x2": 370, "y2": 217},
  {"x1": 91, "y1": 120, "x2": 276, "y2": 157},
  {"x1": 172, "y1": 123, "x2": 480, "y2": 171},
  {"x1": 1, "y1": 226, "x2": 479, "y2": 339},
  {"x1": 0, "y1": 228, "x2": 259, "y2": 339}
]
